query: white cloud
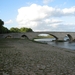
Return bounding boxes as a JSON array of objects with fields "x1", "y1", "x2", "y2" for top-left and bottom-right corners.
[
  {"x1": 63, "y1": 7, "x2": 75, "y2": 16},
  {"x1": 16, "y1": 4, "x2": 75, "y2": 31},
  {"x1": 43, "y1": 0, "x2": 53, "y2": 4},
  {"x1": 5, "y1": 20, "x2": 13, "y2": 24},
  {"x1": 44, "y1": 18, "x2": 62, "y2": 24}
]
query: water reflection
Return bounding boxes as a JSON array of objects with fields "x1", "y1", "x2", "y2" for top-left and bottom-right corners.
[
  {"x1": 34, "y1": 38, "x2": 55, "y2": 42},
  {"x1": 48, "y1": 41, "x2": 75, "y2": 50},
  {"x1": 34, "y1": 38, "x2": 75, "y2": 50}
]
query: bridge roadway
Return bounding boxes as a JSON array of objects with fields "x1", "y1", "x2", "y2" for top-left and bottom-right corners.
[{"x1": 0, "y1": 32, "x2": 75, "y2": 41}]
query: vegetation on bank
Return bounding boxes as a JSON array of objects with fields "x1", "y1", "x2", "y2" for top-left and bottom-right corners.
[
  {"x1": 34, "y1": 35, "x2": 54, "y2": 39},
  {"x1": 0, "y1": 19, "x2": 33, "y2": 34}
]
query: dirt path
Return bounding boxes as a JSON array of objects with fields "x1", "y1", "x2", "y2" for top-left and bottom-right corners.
[{"x1": 0, "y1": 39, "x2": 75, "y2": 75}]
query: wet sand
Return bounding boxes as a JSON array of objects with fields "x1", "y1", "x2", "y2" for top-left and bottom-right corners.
[{"x1": 0, "y1": 39, "x2": 75, "y2": 75}]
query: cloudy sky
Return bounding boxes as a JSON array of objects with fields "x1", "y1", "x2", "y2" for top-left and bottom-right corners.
[{"x1": 0, "y1": 0, "x2": 75, "y2": 31}]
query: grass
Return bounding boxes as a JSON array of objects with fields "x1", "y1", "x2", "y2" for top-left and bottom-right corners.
[{"x1": 34, "y1": 35, "x2": 54, "y2": 39}]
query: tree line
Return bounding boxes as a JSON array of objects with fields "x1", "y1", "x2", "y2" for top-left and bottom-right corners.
[
  {"x1": 10, "y1": 27, "x2": 33, "y2": 33},
  {"x1": 0, "y1": 19, "x2": 33, "y2": 34}
]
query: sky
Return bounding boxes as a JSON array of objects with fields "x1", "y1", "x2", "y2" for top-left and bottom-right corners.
[{"x1": 0, "y1": 0, "x2": 75, "y2": 32}]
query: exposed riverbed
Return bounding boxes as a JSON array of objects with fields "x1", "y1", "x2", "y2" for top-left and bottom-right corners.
[{"x1": 1, "y1": 39, "x2": 75, "y2": 75}]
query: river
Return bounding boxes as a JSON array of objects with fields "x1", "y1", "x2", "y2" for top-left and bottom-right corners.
[{"x1": 34, "y1": 38, "x2": 75, "y2": 50}]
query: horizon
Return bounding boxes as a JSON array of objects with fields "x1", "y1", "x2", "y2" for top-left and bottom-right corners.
[{"x1": 0, "y1": 0, "x2": 75, "y2": 31}]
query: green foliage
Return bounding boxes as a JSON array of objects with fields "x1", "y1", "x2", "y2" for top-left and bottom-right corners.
[
  {"x1": 1, "y1": 26, "x2": 9, "y2": 33},
  {"x1": 34, "y1": 35, "x2": 54, "y2": 39},
  {"x1": 0, "y1": 19, "x2": 4, "y2": 27},
  {"x1": 20, "y1": 27, "x2": 33, "y2": 32},
  {"x1": 0, "y1": 19, "x2": 33, "y2": 33},
  {"x1": 0, "y1": 19, "x2": 9, "y2": 34},
  {"x1": 10, "y1": 27, "x2": 33, "y2": 33},
  {"x1": 10, "y1": 27, "x2": 20, "y2": 33},
  {"x1": 0, "y1": 19, "x2": 4, "y2": 33}
]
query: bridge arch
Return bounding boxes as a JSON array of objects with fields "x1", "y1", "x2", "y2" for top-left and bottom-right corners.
[
  {"x1": 67, "y1": 34, "x2": 73, "y2": 41},
  {"x1": 21, "y1": 35, "x2": 28, "y2": 39},
  {"x1": 34, "y1": 33, "x2": 58, "y2": 41},
  {"x1": 49, "y1": 34, "x2": 58, "y2": 40},
  {"x1": 5, "y1": 35, "x2": 12, "y2": 38},
  {"x1": 64, "y1": 34, "x2": 73, "y2": 42},
  {"x1": 1, "y1": 32, "x2": 75, "y2": 41}
]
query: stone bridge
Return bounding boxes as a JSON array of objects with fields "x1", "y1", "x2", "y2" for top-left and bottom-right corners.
[{"x1": 0, "y1": 32, "x2": 75, "y2": 41}]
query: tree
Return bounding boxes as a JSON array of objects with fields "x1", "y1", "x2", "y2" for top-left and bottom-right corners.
[
  {"x1": 10, "y1": 27, "x2": 20, "y2": 33},
  {"x1": 0, "y1": 19, "x2": 4, "y2": 27},
  {"x1": 9, "y1": 27, "x2": 33, "y2": 33},
  {"x1": 1, "y1": 27, "x2": 9, "y2": 33},
  {"x1": 0, "y1": 19, "x2": 4, "y2": 33},
  {"x1": 20, "y1": 27, "x2": 33, "y2": 32},
  {"x1": 26, "y1": 28, "x2": 33, "y2": 32}
]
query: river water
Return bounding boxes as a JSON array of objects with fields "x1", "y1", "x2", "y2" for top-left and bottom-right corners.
[{"x1": 34, "y1": 38, "x2": 75, "y2": 50}]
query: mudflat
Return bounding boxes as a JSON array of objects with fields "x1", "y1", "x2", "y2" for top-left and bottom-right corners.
[{"x1": 0, "y1": 39, "x2": 75, "y2": 75}]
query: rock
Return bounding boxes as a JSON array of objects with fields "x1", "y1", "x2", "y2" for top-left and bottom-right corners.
[
  {"x1": 37, "y1": 64, "x2": 46, "y2": 70},
  {"x1": 47, "y1": 72, "x2": 56, "y2": 75},
  {"x1": 28, "y1": 71, "x2": 36, "y2": 75}
]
